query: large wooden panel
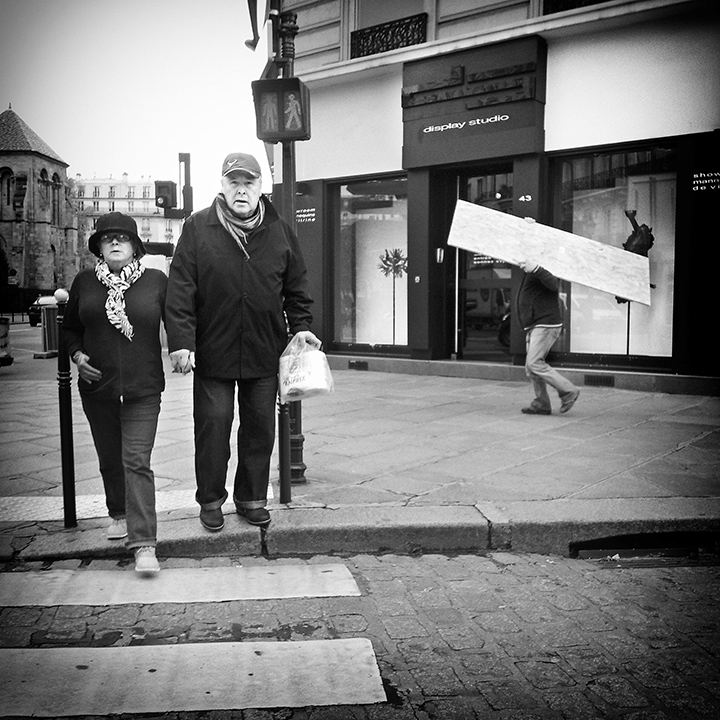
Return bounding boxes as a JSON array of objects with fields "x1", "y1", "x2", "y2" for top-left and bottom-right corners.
[{"x1": 447, "y1": 200, "x2": 651, "y2": 305}]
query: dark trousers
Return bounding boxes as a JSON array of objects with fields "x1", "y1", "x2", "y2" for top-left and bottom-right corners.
[
  {"x1": 81, "y1": 393, "x2": 160, "y2": 548},
  {"x1": 193, "y1": 374, "x2": 277, "y2": 511}
]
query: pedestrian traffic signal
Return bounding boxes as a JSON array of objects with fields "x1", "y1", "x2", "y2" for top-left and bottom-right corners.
[
  {"x1": 154, "y1": 180, "x2": 177, "y2": 209},
  {"x1": 251, "y1": 78, "x2": 311, "y2": 143}
]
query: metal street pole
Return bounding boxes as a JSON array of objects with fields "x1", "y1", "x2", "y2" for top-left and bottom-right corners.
[{"x1": 278, "y1": 8, "x2": 307, "y2": 487}]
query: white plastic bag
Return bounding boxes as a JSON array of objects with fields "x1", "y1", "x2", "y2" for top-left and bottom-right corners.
[{"x1": 278, "y1": 335, "x2": 334, "y2": 404}]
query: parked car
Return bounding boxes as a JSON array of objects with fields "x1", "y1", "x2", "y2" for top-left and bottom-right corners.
[{"x1": 28, "y1": 295, "x2": 57, "y2": 327}]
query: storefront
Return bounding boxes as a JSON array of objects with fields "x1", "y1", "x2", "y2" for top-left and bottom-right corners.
[{"x1": 284, "y1": 4, "x2": 719, "y2": 378}]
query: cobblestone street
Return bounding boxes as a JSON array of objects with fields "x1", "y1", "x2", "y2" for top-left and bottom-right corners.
[{"x1": 2, "y1": 551, "x2": 719, "y2": 719}]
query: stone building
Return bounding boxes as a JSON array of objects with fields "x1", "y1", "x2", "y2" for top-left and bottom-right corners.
[{"x1": 0, "y1": 106, "x2": 79, "y2": 311}]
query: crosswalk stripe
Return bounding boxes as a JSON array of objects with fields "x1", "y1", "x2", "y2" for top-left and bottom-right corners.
[
  {"x1": 0, "y1": 485, "x2": 274, "y2": 522},
  {"x1": 0, "y1": 640, "x2": 386, "y2": 716},
  {"x1": 0, "y1": 564, "x2": 361, "y2": 606}
]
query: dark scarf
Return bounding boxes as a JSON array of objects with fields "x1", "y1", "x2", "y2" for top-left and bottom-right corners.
[{"x1": 215, "y1": 194, "x2": 265, "y2": 261}]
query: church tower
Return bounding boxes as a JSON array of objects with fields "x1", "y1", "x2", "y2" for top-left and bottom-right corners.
[{"x1": 0, "y1": 106, "x2": 78, "y2": 311}]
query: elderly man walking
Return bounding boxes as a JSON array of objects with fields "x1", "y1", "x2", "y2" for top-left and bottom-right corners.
[{"x1": 165, "y1": 153, "x2": 320, "y2": 531}]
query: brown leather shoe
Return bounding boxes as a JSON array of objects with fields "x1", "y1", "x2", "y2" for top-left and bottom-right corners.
[
  {"x1": 237, "y1": 507, "x2": 271, "y2": 526},
  {"x1": 199, "y1": 508, "x2": 224, "y2": 532}
]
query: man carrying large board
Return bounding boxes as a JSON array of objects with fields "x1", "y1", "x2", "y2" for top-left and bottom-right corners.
[
  {"x1": 515, "y1": 257, "x2": 580, "y2": 415},
  {"x1": 447, "y1": 200, "x2": 651, "y2": 415}
]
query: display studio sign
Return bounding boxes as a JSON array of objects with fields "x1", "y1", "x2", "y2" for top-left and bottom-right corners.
[{"x1": 402, "y1": 36, "x2": 546, "y2": 168}]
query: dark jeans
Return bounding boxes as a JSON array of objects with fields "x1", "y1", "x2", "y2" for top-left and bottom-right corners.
[
  {"x1": 193, "y1": 374, "x2": 277, "y2": 511},
  {"x1": 81, "y1": 393, "x2": 161, "y2": 548}
]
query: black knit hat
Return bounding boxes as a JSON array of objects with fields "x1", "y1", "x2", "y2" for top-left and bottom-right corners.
[{"x1": 88, "y1": 212, "x2": 144, "y2": 258}]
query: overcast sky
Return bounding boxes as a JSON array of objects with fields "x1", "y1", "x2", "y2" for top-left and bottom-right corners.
[{"x1": 0, "y1": 0, "x2": 272, "y2": 203}]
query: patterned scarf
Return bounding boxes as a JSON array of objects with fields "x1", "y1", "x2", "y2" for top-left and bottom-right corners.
[
  {"x1": 95, "y1": 259, "x2": 145, "y2": 340},
  {"x1": 215, "y1": 193, "x2": 265, "y2": 261}
]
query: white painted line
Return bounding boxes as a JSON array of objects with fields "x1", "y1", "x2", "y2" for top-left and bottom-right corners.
[
  {"x1": 0, "y1": 485, "x2": 273, "y2": 522},
  {"x1": 0, "y1": 564, "x2": 360, "y2": 605},
  {"x1": 0, "y1": 640, "x2": 386, "y2": 716}
]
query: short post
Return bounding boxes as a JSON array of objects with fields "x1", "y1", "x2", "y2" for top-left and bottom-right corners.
[
  {"x1": 55, "y1": 289, "x2": 77, "y2": 528},
  {"x1": 289, "y1": 401, "x2": 306, "y2": 483}
]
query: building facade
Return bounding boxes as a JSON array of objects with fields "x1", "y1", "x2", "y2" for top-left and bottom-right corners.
[
  {"x1": 270, "y1": 0, "x2": 719, "y2": 379},
  {"x1": 0, "y1": 107, "x2": 79, "y2": 311},
  {"x1": 73, "y1": 174, "x2": 183, "y2": 256}
]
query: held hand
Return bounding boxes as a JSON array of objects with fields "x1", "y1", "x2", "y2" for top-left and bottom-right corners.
[
  {"x1": 291, "y1": 331, "x2": 322, "y2": 350},
  {"x1": 74, "y1": 353, "x2": 102, "y2": 384},
  {"x1": 169, "y1": 349, "x2": 195, "y2": 374}
]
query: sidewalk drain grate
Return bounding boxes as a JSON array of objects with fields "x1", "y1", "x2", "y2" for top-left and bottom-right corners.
[
  {"x1": 571, "y1": 531, "x2": 720, "y2": 567},
  {"x1": 584, "y1": 374, "x2": 615, "y2": 387}
]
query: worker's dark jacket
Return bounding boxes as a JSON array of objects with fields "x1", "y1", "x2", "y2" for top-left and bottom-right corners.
[
  {"x1": 165, "y1": 197, "x2": 313, "y2": 379},
  {"x1": 515, "y1": 266, "x2": 563, "y2": 331},
  {"x1": 62, "y1": 268, "x2": 167, "y2": 399}
]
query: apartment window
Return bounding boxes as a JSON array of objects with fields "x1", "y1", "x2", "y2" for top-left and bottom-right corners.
[
  {"x1": 108, "y1": 186, "x2": 115, "y2": 198},
  {"x1": 108, "y1": 201, "x2": 115, "y2": 212},
  {"x1": 142, "y1": 186, "x2": 151, "y2": 199},
  {"x1": 127, "y1": 201, "x2": 134, "y2": 213},
  {"x1": 127, "y1": 187, "x2": 135, "y2": 198},
  {"x1": 357, "y1": 0, "x2": 424, "y2": 28},
  {"x1": 551, "y1": 145, "x2": 676, "y2": 358},
  {"x1": 333, "y1": 176, "x2": 408, "y2": 347},
  {"x1": 93, "y1": 186, "x2": 100, "y2": 198},
  {"x1": 543, "y1": 0, "x2": 610, "y2": 15},
  {"x1": 77, "y1": 185, "x2": 85, "y2": 197},
  {"x1": 92, "y1": 201, "x2": 99, "y2": 212}
]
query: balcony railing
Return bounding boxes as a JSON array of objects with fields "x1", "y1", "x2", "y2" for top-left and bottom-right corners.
[{"x1": 350, "y1": 13, "x2": 427, "y2": 59}]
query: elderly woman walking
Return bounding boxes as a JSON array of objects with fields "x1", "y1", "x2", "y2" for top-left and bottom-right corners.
[{"x1": 63, "y1": 212, "x2": 167, "y2": 574}]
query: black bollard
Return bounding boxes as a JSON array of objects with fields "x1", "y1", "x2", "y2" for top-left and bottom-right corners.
[
  {"x1": 55, "y1": 291, "x2": 77, "y2": 528},
  {"x1": 278, "y1": 400, "x2": 292, "y2": 504},
  {"x1": 289, "y1": 401, "x2": 307, "y2": 483}
]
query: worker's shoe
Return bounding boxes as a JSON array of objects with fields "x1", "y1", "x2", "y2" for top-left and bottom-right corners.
[
  {"x1": 521, "y1": 405, "x2": 551, "y2": 415},
  {"x1": 107, "y1": 518, "x2": 128, "y2": 540},
  {"x1": 236, "y1": 507, "x2": 271, "y2": 527},
  {"x1": 560, "y1": 389, "x2": 580, "y2": 414},
  {"x1": 199, "y1": 508, "x2": 225, "y2": 532}
]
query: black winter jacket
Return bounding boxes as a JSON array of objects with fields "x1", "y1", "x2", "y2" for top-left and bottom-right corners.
[
  {"x1": 165, "y1": 197, "x2": 313, "y2": 379},
  {"x1": 515, "y1": 265, "x2": 563, "y2": 330},
  {"x1": 62, "y1": 268, "x2": 167, "y2": 399}
]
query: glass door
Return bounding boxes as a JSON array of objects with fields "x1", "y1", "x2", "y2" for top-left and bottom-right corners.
[{"x1": 454, "y1": 165, "x2": 514, "y2": 361}]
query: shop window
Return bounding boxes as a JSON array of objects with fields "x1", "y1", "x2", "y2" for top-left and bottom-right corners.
[
  {"x1": 552, "y1": 146, "x2": 676, "y2": 358},
  {"x1": 334, "y1": 176, "x2": 408, "y2": 347}
]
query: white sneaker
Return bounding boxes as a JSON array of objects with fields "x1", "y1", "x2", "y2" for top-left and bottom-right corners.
[
  {"x1": 134, "y1": 546, "x2": 160, "y2": 574},
  {"x1": 107, "y1": 518, "x2": 127, "y2": 540}
]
